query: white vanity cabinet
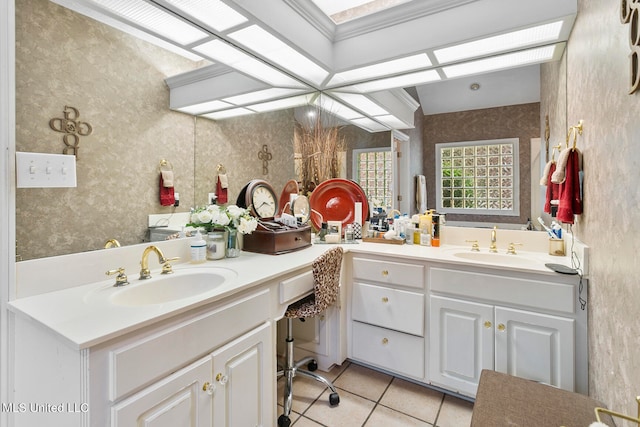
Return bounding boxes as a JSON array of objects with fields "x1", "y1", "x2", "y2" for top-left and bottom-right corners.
[
  {"x1": 11, "y1": 289, "x2": 274, "y2": 427},
  {"x1": 349, "y1": 256, "x2": 426, "y2": 379},
  {"x1": 428, "y1": 265, "x2": 585, "y2": 397}
]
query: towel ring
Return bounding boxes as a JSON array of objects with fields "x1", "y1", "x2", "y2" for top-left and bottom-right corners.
[
  {"x1": 217, "y1": 163, "x2": 226, "y2": 174},
  {"x1": 159, "y1": 159, "x2": 173, "y2": 171}
]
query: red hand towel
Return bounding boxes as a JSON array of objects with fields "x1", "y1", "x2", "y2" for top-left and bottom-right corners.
[
  {"x1": 160, "y1": 174, "x2": 175, "y2": 206},
  {"x1": 556, "y1": 150, "x2": 583, "y2": 224},
  {"x1": 544, "y1": 163, "x2": 560, "y2": 214},
  {"x1": 216, "y1": 175, "x2": 228, "y2": 204}
]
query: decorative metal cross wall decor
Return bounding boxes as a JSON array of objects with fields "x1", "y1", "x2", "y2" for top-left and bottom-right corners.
[
  {"x1": 621, "y1": 0, "x2": 640, "y2": 94},
  {"x1": 258, "y1": 144, "x2": 272, "y2": 174},
  {"x1": 49, "y1": 106, "x2": 93, "y2": 158}
]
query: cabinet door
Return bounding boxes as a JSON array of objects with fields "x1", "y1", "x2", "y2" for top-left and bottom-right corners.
[
  {"x1": 111, "y1": 356, "x2": 212, "y2": 427},
  {"x1": 495, "y1": 307, "x2": 575, "y2": 391},
  {"x1": 429, "y1": 296, "x2": 494, "y2": 396},
  {"x1": 212, "y1": 322, "x2": 273, "y2": 427}
]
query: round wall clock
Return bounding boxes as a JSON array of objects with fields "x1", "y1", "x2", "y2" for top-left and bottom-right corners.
[{"x1": 245, "y1": 179, "x2": 277, "y2": 218}]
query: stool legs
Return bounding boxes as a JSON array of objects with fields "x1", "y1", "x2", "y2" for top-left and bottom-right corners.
[{"x1": 277, "y1": 317, "x2": 340, "y2": 427}]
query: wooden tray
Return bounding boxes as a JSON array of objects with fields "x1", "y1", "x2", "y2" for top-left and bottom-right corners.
[{"x1": 362, "y1": 237, "x2": 405, "y2": 245}]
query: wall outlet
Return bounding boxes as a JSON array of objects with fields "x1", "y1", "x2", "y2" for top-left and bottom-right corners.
[
  {"x1": 208, "y1": 192, "x2": 217, "y2": 204},
  {"x1": 174, "y1": 192, "x2": 180, "y2": 207}
]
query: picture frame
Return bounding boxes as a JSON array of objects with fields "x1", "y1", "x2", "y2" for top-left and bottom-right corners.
[{"x1": 327, "y1": 221, "x2": 342, "y2": 237}]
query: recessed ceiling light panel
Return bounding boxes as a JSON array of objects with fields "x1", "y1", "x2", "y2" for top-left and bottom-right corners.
[
  {"x1": 91, "y1": 0, "x2": 208, "y2": 45},
  {"x1": 193, "y1": 40, "x2": 307, "y2": 88},
  {"x1": 327, "y1": 53, "x2": 432, "y2": 87},
  {"x1": 247, "y1": 93, "x2": 317, "y2": 112},
  {"x1": 443, "y1": 45, "x2": 558, "y2": 78},
  {"x1": 177, "y1": 100, "x2": 233, "y2": 114},
  {"x1": 222, "y1": 88, "x2": 308, "y2": 106},
  {"x1": 434, "y1": 21, "x2": 564, "y2": 64},
  {"x1": 329, "y1": 92, "x2": 389, "y2": 116},
  {"x1": 314, "y1": 95, "x2": 363, "y2": 120},
  {"x1": 350, "y1": 117, "x2": 390, "y2": 132},
  {"x1": 163, "y1": 0, "x2": 248, "y2": 32},
  {"x1": 340, "y1": 69, "x2": 440, "y2": 93},
  {"x1": 229, "y1": 25, "x2": 329, "y2": 86},
  {"x1": 202, "y1": 107, "x2": 255, "y2": 120}
]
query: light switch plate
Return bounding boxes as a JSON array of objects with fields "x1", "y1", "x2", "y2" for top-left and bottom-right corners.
[{"x1": 16, "y1": 152, "x2": 77, "y2": 188}]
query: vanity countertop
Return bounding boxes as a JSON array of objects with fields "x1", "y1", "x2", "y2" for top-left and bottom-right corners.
[{"x1": 8, "y1": 240, "x2": 581, "y2": 351}]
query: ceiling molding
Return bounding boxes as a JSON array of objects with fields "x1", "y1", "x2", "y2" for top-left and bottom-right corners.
[
  {"x1": 284, "y1": 0, "x2": 481, "y2": 42},
  {"x1": 164, "y1": 63, "x2": 235, "y2": 88},
  {"x1": 281, "y1": 0, "x2": 336, "y2": 41}
]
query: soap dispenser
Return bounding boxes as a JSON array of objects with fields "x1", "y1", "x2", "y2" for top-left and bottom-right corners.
[{"x1": 190, "y1": 230, "x2": 206, "y2": 264}]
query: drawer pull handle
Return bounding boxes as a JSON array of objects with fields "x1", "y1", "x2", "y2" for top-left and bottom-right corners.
[
  {"x1": 381, "y1": 297, "x2": 389, "y2": 303},
  {"x1": 202, "y1": 381, "x2": 215, "y2": 396},
  {"x1": 382, "y1": 338, "x2": 389, "y2": 345},
  {"x1": 216, "y1": 373, "x2": 228, "y2": 385},
  {"x1": 497, "y1": 323, "x2": 506, "y2": 332},
  {"x1": 484, "y1": 320, "x2": 492, "y2": 329},
  {"x1": 381, "y1": 270, "x2": 389, "y2": 277}
]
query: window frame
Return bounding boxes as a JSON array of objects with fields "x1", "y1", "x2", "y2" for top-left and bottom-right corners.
[
  {"x1": 352, "y1": 147, "x2": 393, "y2": 211},
  {"x1": 435, "y1": 138, "x2": 520, "y2": 217}
]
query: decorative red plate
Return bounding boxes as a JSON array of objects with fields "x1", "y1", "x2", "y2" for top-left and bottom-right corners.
[
  {"x1": 309, "y1": 178, "x2": 369, "y2": 230},
  {"x1": 278, "y1": 179, "x2": 299, "y2": 216}
]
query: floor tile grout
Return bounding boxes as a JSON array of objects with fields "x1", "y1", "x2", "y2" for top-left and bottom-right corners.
[{"x1": 279, "y1": 360, "x2": 473, "y2": 427}]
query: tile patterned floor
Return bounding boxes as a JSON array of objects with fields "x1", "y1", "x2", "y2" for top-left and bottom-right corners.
[{"x1": 277, "y1": 360, "x2": 474, "y2": 427}]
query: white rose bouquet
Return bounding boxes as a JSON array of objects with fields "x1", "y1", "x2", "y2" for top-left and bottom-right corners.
[{"x1": 187, "y1": 204, "x2": 258, "y2": 234}]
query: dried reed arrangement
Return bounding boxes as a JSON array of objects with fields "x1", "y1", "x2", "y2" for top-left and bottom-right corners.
[{"x1": 294, "y1": 110, "x2": 345, "y2": 193}]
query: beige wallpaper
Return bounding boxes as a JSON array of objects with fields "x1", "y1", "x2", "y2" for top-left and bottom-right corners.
[
  {"x1": 14, "y1": 0, "x2": 384, "y2": 260},
  {"x1": 422, "y1": 103, "x2": 540, "y2": 225},
  {"x1": 14, "y1": 0, "x2": 298, "y2": 260},
  {"x1": 552, "y1": 0, "x2": 640, "y2": 418}
]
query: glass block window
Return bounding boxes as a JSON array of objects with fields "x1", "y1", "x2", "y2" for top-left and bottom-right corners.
[
  {"x1": 436, "y1": 138, "x2": 520, "y2": 216},
  {"x1": 353, "y1": 148, "x2": 393, "y2": 210}
]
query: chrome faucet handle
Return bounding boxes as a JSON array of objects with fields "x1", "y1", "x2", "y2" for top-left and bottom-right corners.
[
  {"x1": 465, "y1": 240, "x2": 480, "y2": 251},
  {"x1": 161, "y1": 257, "x2": 180, "y2": 274},
  {"x1": 106, "y1": 267, "x2": 129, "y2": 287},
  {"x1": 506, "y1": 242, "x2": 523, "y2": 255}
]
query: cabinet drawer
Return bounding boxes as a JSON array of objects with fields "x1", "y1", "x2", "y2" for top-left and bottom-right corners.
[
  {"x1": 352, "y1": 321, "x2": 424, "y2": 379},
  {"x1": 352, "y1": 257, "x2": 424, "y2": 289},
  {"x1": 279, "y1": 270, "x2": 313, "y2": 304},
  {"x1": 352, "y1": 282, "x2": 424, "y2": 336},
  {"x1": 430, "y1": 267, "x2": 575, "y2": 314},
  {"x1": 109, "y1": 289, "x2": 270, "y2": 401}
]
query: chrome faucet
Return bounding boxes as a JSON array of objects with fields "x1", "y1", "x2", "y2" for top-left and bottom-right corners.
[
  {"x1": 489, "y1": 226, "x2": 498, "y2": 253},
  {"x1": 139, "y1": 245, "x2": 179, "y2": 279}
]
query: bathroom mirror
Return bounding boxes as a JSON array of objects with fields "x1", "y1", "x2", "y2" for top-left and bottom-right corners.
[{"x1": 13, "y1": 0, "x2": 568, "y2": 261}]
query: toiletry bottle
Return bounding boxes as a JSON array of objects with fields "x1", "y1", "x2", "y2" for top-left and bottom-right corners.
[
  {"x1": 431, "y1": 214, "x2": 441, "y2": 247},
  {"x1": 318, "y1": 222, "x2": 328, "y2": 241},
  {"x1": 419, "y1": 210, "x2": 433, "y2": 246},
  {"x1": 190, "y1": 230, "x2": 206, "y2": 263}
]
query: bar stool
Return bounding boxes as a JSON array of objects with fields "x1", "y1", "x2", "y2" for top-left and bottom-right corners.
[{"x1": 277, "y1": 246, "x2": 343, "y2": 427}]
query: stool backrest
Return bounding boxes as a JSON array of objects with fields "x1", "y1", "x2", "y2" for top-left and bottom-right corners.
[{"x1": 311, "y1": 246, "x2": 343, "y2": 313}]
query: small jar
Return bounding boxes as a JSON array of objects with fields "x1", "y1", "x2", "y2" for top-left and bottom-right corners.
[
  {"x1": 206, "y1": 232, "x2": 226, "y2": 260},
  {"x1": 344, "y1": 224, "x2": 354, "y2": 243}
]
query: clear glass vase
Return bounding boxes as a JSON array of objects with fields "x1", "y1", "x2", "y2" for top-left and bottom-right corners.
[{"x1": 226, "y1": 229, "x2": 241, "y2": 258}]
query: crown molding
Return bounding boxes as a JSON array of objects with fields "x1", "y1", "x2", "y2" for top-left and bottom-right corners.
[{"x1": 283, "y1": 0, "x2": 481, "y2": 42}]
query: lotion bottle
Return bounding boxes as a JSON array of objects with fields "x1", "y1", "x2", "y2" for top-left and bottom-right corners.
[{"x1": 190, "y1": 230, "x2": 206, "y2": 264}]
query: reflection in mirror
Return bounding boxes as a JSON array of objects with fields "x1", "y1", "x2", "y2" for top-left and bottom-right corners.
[
  {"x1": 14, "y1": 0, "x2": 388, "y2": 260},
  {"x1": 14, "y1": 0, "x2": 568, "y2": 260},
  {"x1": 539, "y1": 49, "x2": 568, "y2": 224}
]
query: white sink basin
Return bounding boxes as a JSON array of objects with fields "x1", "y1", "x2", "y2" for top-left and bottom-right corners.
[
  {"x1": 452, "y1": 251, "x2": 540, "y2": 267},
  {"x1": 105, "y1": 267, "x2": 237, "y2": 307}
]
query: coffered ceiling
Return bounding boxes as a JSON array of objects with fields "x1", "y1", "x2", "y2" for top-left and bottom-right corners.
[{"x1": 51, "y1": 0, "x2": 577, "y2": 131}]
